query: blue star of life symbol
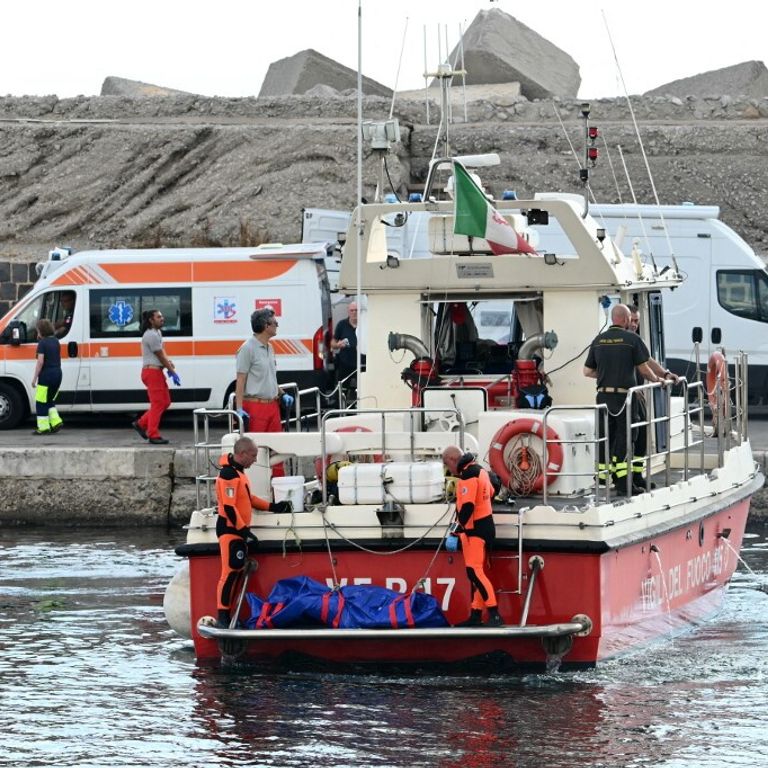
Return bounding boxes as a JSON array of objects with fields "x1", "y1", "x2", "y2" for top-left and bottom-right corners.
[
  {"x1": 108, "y1": 300, "x2": 134, "y2": 327},
  {"x1": 217, "y1": 299, "x2": 236, "y2": 319}
]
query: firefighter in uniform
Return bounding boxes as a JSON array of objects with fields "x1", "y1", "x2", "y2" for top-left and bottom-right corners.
[
  {"x1": 442, "y1": 445, "x2": 504, "y2": 627},
  {"x1": 215, "y1": 436, "x2": 291, "y2": 627},
  {"x1": 583, "y1": 303, "x2": 663, "y2": 495}
]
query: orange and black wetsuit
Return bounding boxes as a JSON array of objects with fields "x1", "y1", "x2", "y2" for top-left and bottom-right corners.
[
  {"x1": 455, "y1": 453, "x2": 498, "y2": 611},
  {"x1": 215, "y1": 453, "x2": 270, "y2": 626}
]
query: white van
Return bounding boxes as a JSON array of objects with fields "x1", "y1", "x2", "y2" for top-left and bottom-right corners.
[
  {"x1": 0, "y1": 243, "x2": 334, "y2": 429},
  {"x1": 532, "y1": 202, "x2": 768, "y2": 404},
  {"x1": 304, "y1": 202, "x2": 768, "y2": 404}
]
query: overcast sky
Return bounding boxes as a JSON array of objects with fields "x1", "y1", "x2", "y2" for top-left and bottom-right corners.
[{"x1": 4, "y1": 1, "x2": 764, "y2": 100}]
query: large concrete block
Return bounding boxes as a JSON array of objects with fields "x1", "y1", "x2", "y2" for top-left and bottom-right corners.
[
  {"x1": 440, "y1": 8, "x2": 580, "y2": 100},
  {"x1": 645, "y1": 60, "x2": 768, "y2": 98},
  {"x1": 258, "y1": 49, "x2": 392, "y2": 98},
  {"x1": 398, "y1": 82, "x2": 522, "y2": 108},
  {"x1": 101, "y1": 76, "x2": 193, "y2": 97}
]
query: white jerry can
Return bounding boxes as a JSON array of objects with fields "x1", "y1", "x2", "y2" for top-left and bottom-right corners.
[{"x1": 337, "y1": 461, "x2": 445, "y2": 505}]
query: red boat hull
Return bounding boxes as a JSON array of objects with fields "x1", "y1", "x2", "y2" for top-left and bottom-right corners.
[{"x1": 186, "y1": 498, "x2": 749, "y2": 667}]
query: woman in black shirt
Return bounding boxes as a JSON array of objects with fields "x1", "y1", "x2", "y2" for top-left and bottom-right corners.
[{"x1": 31, "y1": 318, "x2": 63, "y2": 434}]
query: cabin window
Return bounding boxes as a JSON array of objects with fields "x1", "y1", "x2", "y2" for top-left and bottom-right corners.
[
  {"x1": 433, "y1": 298, "x2": 541, "y2": 375},
  {"x1": 89, "y1": 288, "x2": 193, "y2": 338},
  {"x1": 716, "y1": 270, "x2": 768, "y2": 323}
]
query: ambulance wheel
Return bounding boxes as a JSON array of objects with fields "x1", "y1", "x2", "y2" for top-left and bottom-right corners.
[
  {"x1": 223, "y1": 383, "x2": 236, "y2": 410},
  {"x1": 0, "y1": 381, "x2": 25, "y2": 430}
]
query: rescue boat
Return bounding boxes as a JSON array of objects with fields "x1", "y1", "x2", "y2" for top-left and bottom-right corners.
[{"x1": 164, "y1": 93, "x2": 762, "y2": 669}]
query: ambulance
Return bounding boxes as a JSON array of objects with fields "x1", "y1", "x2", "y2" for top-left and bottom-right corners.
[{"x1": 0, "y1": 243, "x2": 334, "y2": 429}]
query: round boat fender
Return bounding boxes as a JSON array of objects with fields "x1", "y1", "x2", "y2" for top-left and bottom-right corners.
[
  {"x1": 706, "y1": 351, "x2": 729, "y2": 413},
  {"x1": 314, "y1": 425, "x2": 383, "y2": 480},
  {"x1": 488, "y1": 418, "x2": 563, "y2": 493}
]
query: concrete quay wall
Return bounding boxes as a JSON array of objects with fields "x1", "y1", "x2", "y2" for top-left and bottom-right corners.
[
  {"x1": 0, "y1": 446, "x2": 765, "y2": 527},
  {"x1": 0, "y1": 446, "x2": 200, "y2": 527}
]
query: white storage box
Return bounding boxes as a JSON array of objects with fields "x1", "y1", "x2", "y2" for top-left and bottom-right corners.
[{"x1": 337, "y1": 461, "x2": 445, "y2": 505}]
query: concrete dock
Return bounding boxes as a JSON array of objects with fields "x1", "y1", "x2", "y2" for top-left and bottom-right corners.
[{"x1": 1, "y1": 411, "x2": 767, "y2": 526}]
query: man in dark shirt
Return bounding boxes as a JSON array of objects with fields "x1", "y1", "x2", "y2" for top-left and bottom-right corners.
[
  {"x1": 331, "y1": 302, "x2": 365, "y2": 403},
  {"x1": 583, "y1": 303, "x2": 662, "y2": 495}
]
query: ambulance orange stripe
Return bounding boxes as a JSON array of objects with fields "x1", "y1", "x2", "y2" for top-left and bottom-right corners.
[
  {"x1": 82, "y1": 260, "x2": 298, "y2": 284},
  {"x1": 2, "y1": 337, "x2": 312, "y2": 362},
  {"x1": 193, "y1": 261, "x2": 297, "y2": 282},
  {"x1": 53, "y1": 268, "x2": 88, "y2": 286},
  {"x1": 97, "y1": 263, "x2": 193, "y2": 283},
  {"x1": 75, "y1": 339, "x2": 313, "y2": 359}
]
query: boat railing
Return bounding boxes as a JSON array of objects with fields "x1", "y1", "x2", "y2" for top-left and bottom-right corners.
[
  {"x1": 617, "y1": 361, "x2": 746, "y2": 497},
  {"x1": 192, "y1": 406, "x2": 246, "y2": 511},
  {"x1": 278, "y1": 383, "x2": 326, "y2": 433},
  {"x1": 193, "y1": 384, "x2": 321, "y2": 510},
  {"x1": 319, "y1": 406, "x2": 467, "y2": 503},
  {"x1": 541, "y1": 404, "x2": 609, "y2": 505},
  {"x1": 538, "y1": 362, "x2": 745, "y2": 504}
]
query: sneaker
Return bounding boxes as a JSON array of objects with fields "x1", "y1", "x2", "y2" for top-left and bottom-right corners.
[
  {"x1": 131, "y1": 421, "x2": 148, "y2": 440},
  {"x1": 50, "y1": 423, "x2": 62, "y2": 433},
  {"x1": 31, "y1": 428, "x2": 51, "y2": 435},
  {"x1": 148, "y1": 437, "x2": 170, "y2": 444}
]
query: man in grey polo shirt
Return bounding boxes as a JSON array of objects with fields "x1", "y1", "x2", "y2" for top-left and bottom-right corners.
[{"x1": 234, "y1": 308, "x2": 287, "y2": 477}]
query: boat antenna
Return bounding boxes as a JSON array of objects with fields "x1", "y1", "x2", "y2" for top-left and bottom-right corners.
[
  {"x1": 602, "y1": 10, "x2": 678, "y2": 275},
  {"x1": 355, "y1": 0, "x2": 363, "y2": 386},
  {"x1": 601, "y1": 135, "x2": 624, "y2": 203},
  {"x1": 388, "y1": 17, "x2": 409, "y2": 120},
  {"x1": 423, "y1": 26, "x2": 430, "y2": 125},
  {"x1": 616, "y1": 143, "x2": 654, "y2": 262},
  {"x1": 457, "y1": 21, "x2": 468, "y2": 123}
]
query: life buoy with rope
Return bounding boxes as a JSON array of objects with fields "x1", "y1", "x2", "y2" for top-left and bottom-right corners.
[
  {"x1": 488, "y1": 418, "x2": 563, "y2": 494},
  {"x1": 706, "y1": 350, "x2": 730, "y2": 423},
  {"x1": 314, "y1": 425, "x2": 384, "y2": 481}
]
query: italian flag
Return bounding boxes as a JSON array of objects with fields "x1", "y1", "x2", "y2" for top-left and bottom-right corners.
[{"x1": 453, "y1": 161, "x2": 535, "y2": 255}]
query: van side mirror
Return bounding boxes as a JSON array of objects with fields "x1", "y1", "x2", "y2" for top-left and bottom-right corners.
[
  {"x1": 691, "y1": 327, "x2": 703, "y2": 344},
  {"x1": 711, "y1": 327, "x2": 722, "y2": 345}
]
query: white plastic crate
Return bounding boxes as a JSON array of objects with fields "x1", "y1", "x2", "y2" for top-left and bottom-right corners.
[{"x1": 337, "y1": 461, "x2": 445, "y2": 505}]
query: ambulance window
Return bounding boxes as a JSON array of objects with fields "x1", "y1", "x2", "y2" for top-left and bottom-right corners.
[
  {"x1": 14, "y1": 295, "x2": 47, "y2": 343},
  {"x1": 89, "y1": 288, "x2": 192, "y2": 338}
]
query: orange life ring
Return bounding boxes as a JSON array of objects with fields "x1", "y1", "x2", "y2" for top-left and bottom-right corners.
[
  {"x1": 488, "y1": 418, "x2": 563, "y2": 493},
  {"x1": 314, "y1": 425, "x2": 383, "y2": 480},
  {"x1": 706, "y1": 351, "x2": 729, "y2": 414}
]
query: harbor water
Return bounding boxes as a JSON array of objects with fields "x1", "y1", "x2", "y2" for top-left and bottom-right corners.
[{"x1": 1, "y1": 524, "x2": 767, "y2": 768}]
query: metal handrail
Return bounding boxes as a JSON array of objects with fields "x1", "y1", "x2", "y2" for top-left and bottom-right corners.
[
  {"x1": 542, "y1": 404, "x2": 609, "y2": 505},
  {"x1": 192, "y1": 406, "x2": 246, "y2": 510}
]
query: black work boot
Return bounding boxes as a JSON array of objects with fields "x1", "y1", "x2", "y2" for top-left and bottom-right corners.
[
  {"x1": 217, "y1": 610, "x2": 231, "y2": 629},
  {"x1": 456, "y1": 609, "x2": 483, "y2": 627},
  {"x1": 485, "y1": 607, "x2": 505, "y2": 627}
]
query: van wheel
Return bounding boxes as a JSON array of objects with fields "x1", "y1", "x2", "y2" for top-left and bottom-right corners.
[{"x1": 0, "y1": 381, "x2": 26, "y2": 429}]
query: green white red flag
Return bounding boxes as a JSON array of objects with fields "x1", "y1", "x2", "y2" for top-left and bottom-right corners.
[{"x1": 452, "y1": 161, "x2": 535, "y2": 255}]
